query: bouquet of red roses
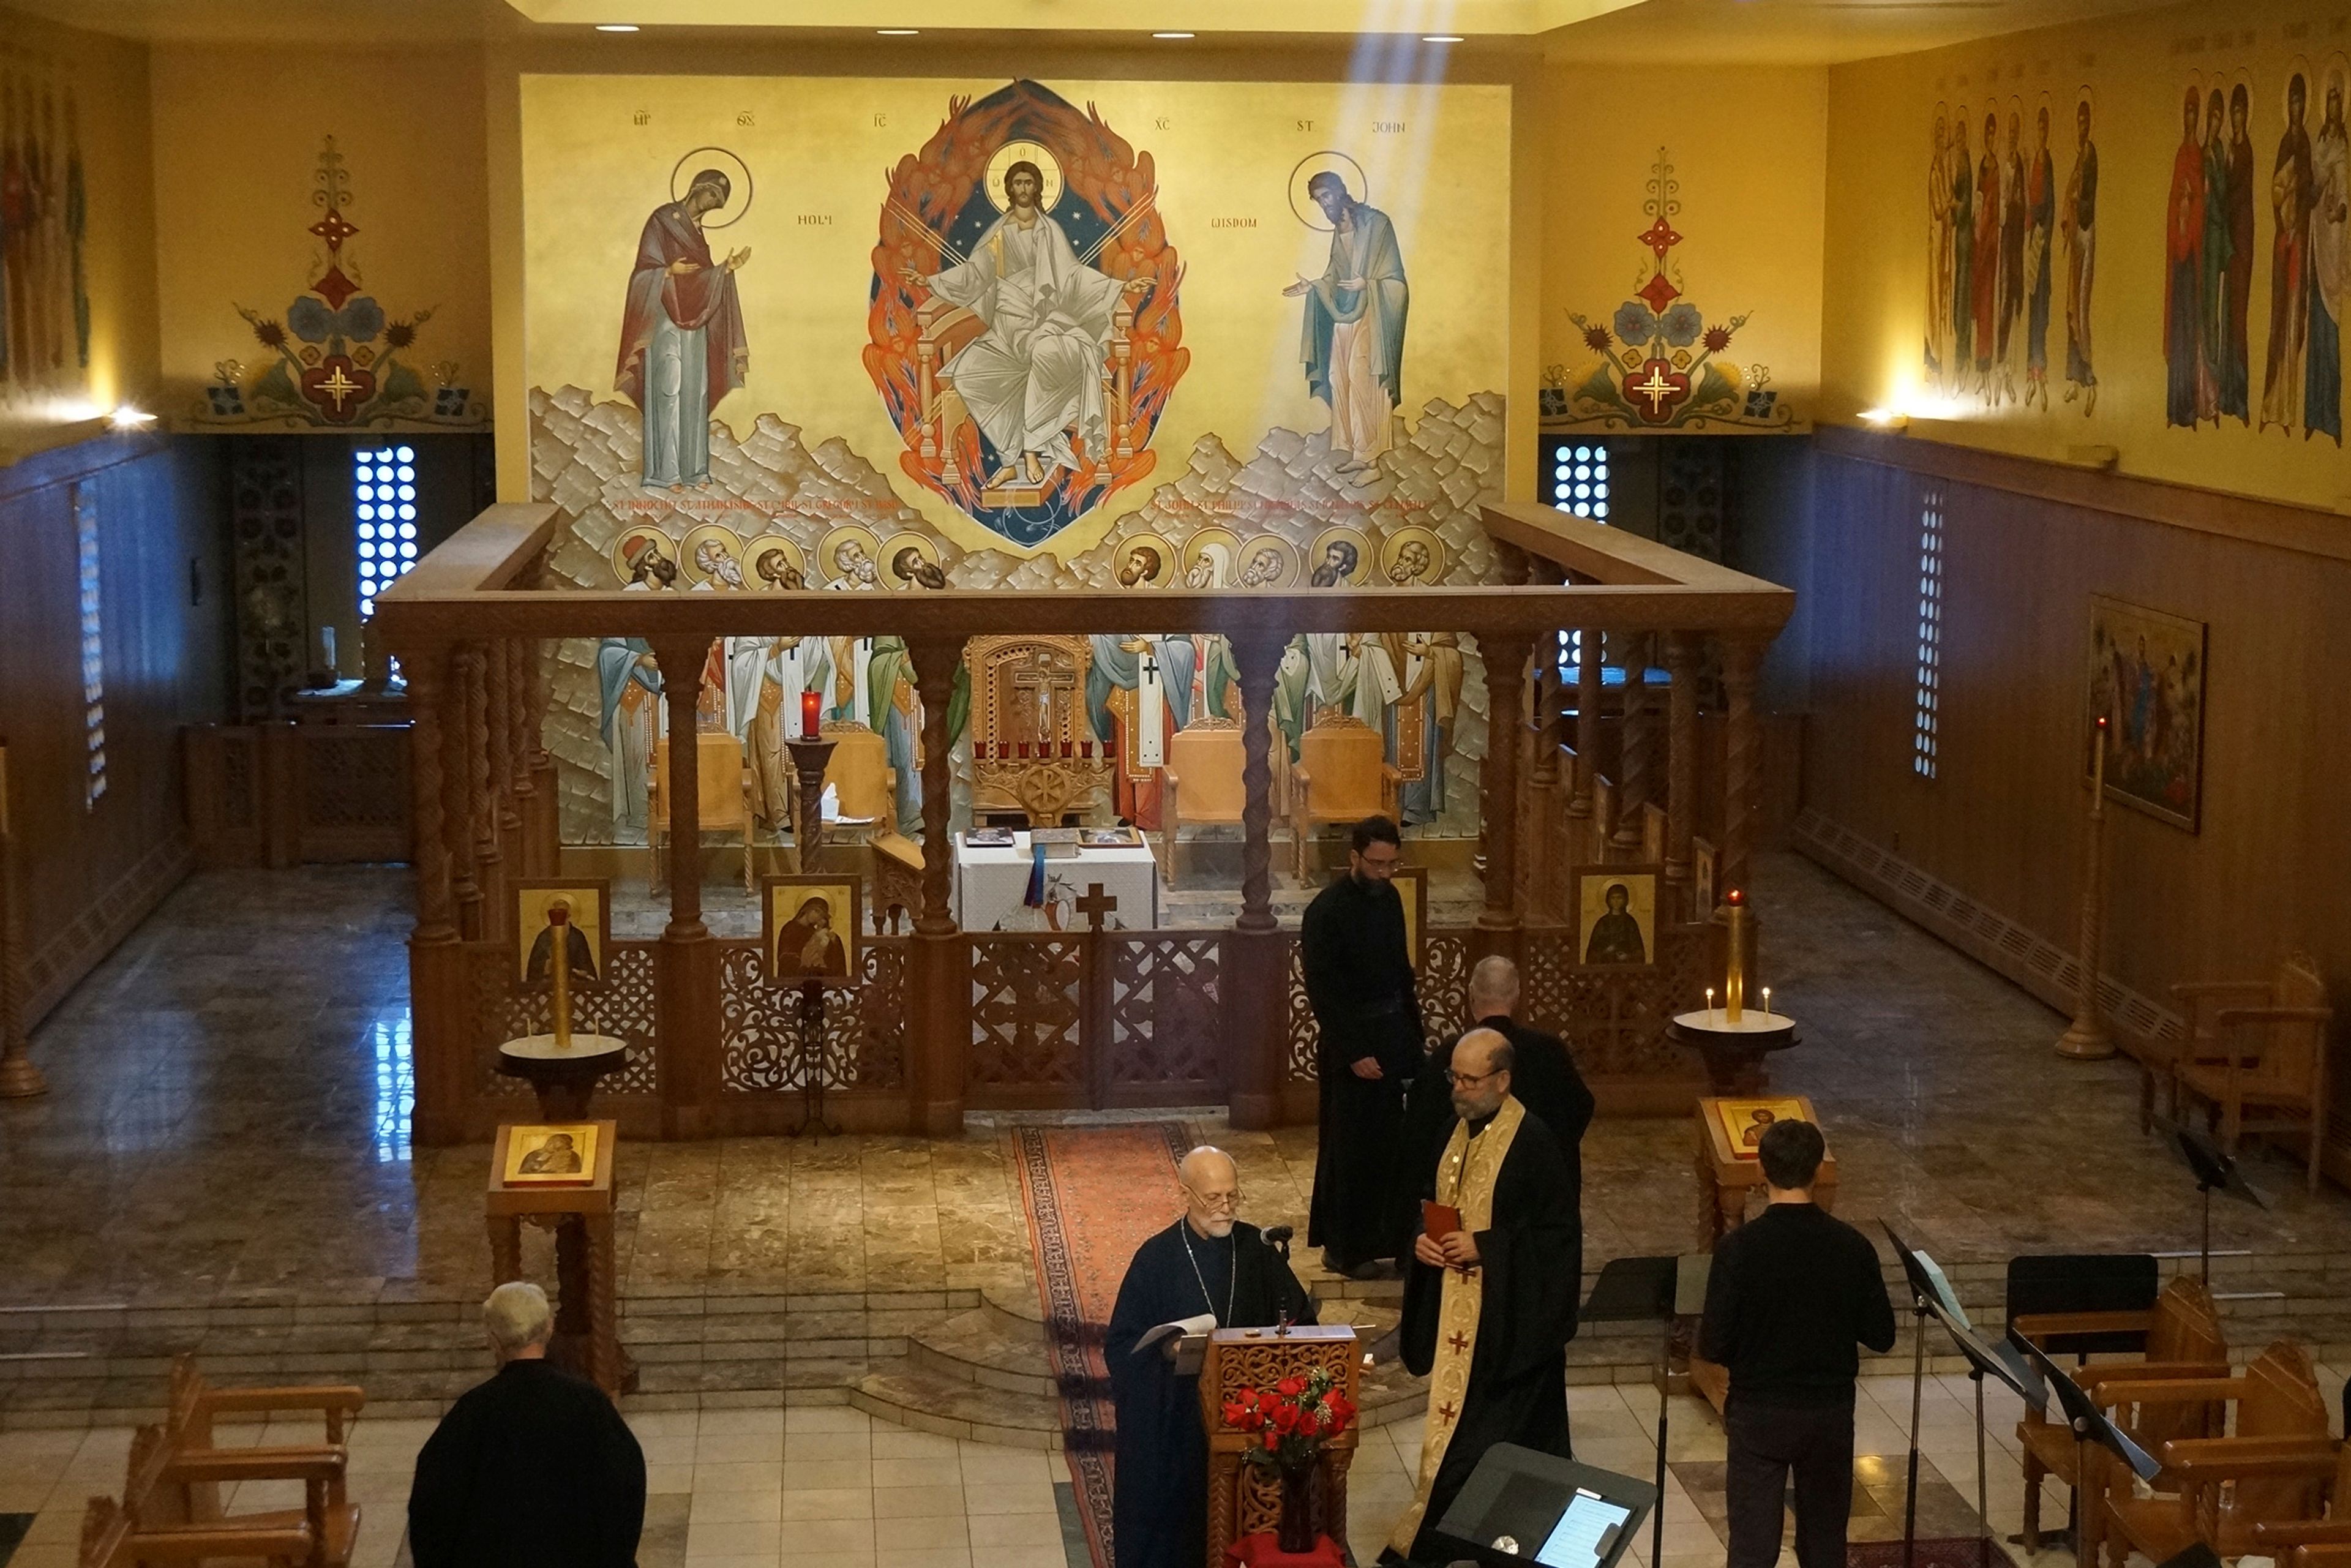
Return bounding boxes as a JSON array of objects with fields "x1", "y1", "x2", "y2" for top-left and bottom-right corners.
[{"x1": 1220, "y1": 1364, "x2": 1359, "y2": 1470}]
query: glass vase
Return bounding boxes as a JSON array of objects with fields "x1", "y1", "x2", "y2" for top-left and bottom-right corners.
[{"x1": 1277, "y1": 1457, "x2": 1318, "y2": 1555}]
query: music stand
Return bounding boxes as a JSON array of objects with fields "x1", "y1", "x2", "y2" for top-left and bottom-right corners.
[
  {"x1": 1882, "y1": 1223, "x2": 1957, "y2": 1568},
  {"x1": 1580, "y1": 1255, "x2": 1699, "y2": 1568},
  {"x1": 1921, "y1": 1294, "x2": 2049, "y2": 1568},
  {"x1": 2016, "y1": 1333, "x2": 2162, "y2": 1483},
  {"x1": 2170, "y1": 1125, "x2": 2267, "y2": 1278}
]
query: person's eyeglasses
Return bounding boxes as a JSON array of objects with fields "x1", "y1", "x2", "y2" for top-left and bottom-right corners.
[
  {"x1": 1447, "y1": 1067, "x2": 1504, "y2": 1089},
  {"x1": 1183, "y1": 1185, "x2": 1243, "y2": 1212}
]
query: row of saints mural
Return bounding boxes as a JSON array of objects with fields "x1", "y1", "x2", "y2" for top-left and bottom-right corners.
[
  {"x1": 1922, "y1": 56, "x2": 2349, "y2": 445},
  {"x1": 565, "y1": 80, "x2": 1494, "y2": 847}
]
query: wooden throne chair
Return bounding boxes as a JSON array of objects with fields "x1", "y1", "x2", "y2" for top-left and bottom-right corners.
[
  {"x1": 649, "y1": 730, "x2": 756, "y2": 897},
  {"x1": 966, "y1": 634, "x2": 1113, "y2": 825},
  {"x1": 1160, "y1": 716, "x2": 1245, "y2": 889},
  {"x1": 2098, "y1": 1340, "x2": 2333, "y2": 1568},
  {"x1": 910, "y1": 294, "x2": 1138, "y2": 508},
  {"x1": 2012, "y1": 1273, "x2": 2229, "y2": 1556},
  {"x1": 1289, "y1": 713, "x2": 1401, "y2": 881},
  {"x1": 2164, "y1": 953, "x2": 2334, "y2": 1191}
]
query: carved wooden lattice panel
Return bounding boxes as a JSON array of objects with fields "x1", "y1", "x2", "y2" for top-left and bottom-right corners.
[
  {"x1": 472, "y1": 941, "x2": 660, "y2": 1097},
  {"x1": 1520, "y1": 921, "x2": 1706, "y2": 1076},
  {"x1": 228, "y1": 438, "x2": 306, "y2": 721},
  {"x1": 1207, "y1": 1335, "x2": 1362, "y2": 1541},
  {"x1": 298, "y1": 727, "x2": 411, "y2": 860},
  {"x1": 968, "y1": 934, "x2": 1086, "y2": 1092},
  {"x1": 1286, "y1": 929, "x2": 1469, "y2": 1083},
  {"x1": 718, "y1": 937, "x2": 907, "y2": 1092},
  {"x1": 1105, "y1": 933, "x2": 1224, "y2": 1093}
]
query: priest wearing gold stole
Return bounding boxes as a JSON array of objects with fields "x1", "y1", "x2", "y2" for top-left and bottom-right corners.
[{"x1": 1383, "y1": 1029, "x2": 1583, "y2": 1566}]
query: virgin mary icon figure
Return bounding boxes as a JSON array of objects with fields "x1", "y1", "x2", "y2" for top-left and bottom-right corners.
[{"x1": 616, "y1": 157, "x2": 752, "y2": 491}]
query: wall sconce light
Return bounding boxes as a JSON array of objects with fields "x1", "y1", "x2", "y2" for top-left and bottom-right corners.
[
  {"x1": 107, "y1": 405, "x2": 156, "y2": 429},
  {"x1": 1859, "y1": 408, "x2": 1909, "y2": 432}
]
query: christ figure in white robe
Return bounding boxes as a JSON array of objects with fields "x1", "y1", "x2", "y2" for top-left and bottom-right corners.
[{"x1": 903, "y1": 160, "x2": 1142, "y2": 487}]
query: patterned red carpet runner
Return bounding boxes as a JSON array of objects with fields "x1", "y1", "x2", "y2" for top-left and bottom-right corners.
[{"x1": 1011, "y1": 1122, "x2": 1192, "y2": 1568}]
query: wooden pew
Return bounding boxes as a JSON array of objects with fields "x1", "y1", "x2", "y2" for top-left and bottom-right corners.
[
  {"x1": 2012, "y1": 1274, "x2": 2230, "y2": 1555},
  {"x1": 2097, "y1": 1341, "x2": 2333, "y2": 1568},
  {"x1": 116, "y1": 1423, "x2": 352, "y2": 1568}
]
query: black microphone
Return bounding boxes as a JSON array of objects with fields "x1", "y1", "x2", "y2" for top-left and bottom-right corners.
[{"x1": 1261, "y1": 1224, "x2": 1294, "y2": 1259}]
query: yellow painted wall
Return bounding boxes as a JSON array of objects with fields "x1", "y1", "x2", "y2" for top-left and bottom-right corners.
[
  {"x1": 518, "y1": 73, "x2": 1513, "y2": 561},
  {"x1": 1821, "y1": 0, "x2": 2351, "y2": 510},
  {"x1": 147, "y1": 43, "x2": 493, "y2": 426},
  {"x1": 1538, "y1": 63, "x2": 1829, "y2": 415},
  {"x1": 0, "y1": 6, "x2": 160, "y2": 463}
]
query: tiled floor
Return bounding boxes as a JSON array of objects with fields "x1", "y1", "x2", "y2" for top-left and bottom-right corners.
[{"x1": 21, "y1": 1360, "x2": 2336, "y2": 1568}]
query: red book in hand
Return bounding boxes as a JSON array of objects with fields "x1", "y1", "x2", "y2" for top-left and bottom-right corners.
[{"x1": 1422, "y1": 1201, "x2": 1461, "y2": 1237}]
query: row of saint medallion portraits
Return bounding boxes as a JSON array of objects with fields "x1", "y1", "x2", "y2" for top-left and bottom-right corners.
[{"x1": 595, "y1": 520, "x2": 1471, "y2": 842}]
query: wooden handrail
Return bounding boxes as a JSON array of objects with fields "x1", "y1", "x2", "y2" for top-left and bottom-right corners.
[{"x1": 373, "y1": 500, "x2": 1795, "y2": 642}]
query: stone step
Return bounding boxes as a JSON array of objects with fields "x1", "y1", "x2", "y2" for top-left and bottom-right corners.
[
  {"x1": 981, "y1": 1286, "x2": 1045, "y2": 1334},
  {"x1": 907, "y1": 1308, "x2": 1056, "y2": 1397},
  {"x1": 852, "y1": 1367, "x2": 1066, "y2": 1450}
]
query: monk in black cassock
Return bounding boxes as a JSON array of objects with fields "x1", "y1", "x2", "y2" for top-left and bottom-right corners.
[
  {"x1": 1301, "y1": 814, "x2": 1423, "y2": 1277},
  {"x1": 1106, "y1": 1147, "x2": 1316, "y2": 1568},
  {"x1": 408, "y1": 1283, "x2": 645, "y2": 1568},
  {"x1": 1382, "y1": 1029, "x2": 1583, "y2": 1566},
  {"x1": 1404, "y1": 955, "x2": 1594, "y2": 1210}
]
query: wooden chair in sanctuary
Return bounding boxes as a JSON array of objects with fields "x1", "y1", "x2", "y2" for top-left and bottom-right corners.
[
  {"x1": 1289, "y1": 715, "x2": 1400, "y2": 881},
  {"x1": 2252, "y1": 1439, "x2": 2351, "y2": 1565},
  {"x1": 2012, "y1": 1274, "x2": 2230, "y2": 1555},
  {"x1": 2164, "y1": 953, "x2": 2334, "y2": 1191},
  {"x1": 648, "y1": 731, "x2": 756, "y2": 896},
  {"x1": 1160, "y1": 716, "x2": 1245, "y2": 887},
  {"x1": 2098, "y1": 1341, "x2": 2334, "y2": 1568}
]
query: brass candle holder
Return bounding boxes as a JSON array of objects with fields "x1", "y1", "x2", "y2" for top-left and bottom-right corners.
[{"x1": 2057, "y1": 716, "x2": 2115, "y2": 1059}]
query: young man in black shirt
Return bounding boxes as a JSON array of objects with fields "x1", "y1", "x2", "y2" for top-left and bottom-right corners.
[{"x1": 1698, "y1": 1119, "x2": 1897, "y2": 1568}]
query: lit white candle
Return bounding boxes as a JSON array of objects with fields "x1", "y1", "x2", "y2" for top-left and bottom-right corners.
[
  {"x1": 1763, "y1": 986, "x2": 1772, "y2": 1018},
  {"x1": 1705, "y1": 986, "x2": 1715, "y2": 1024}
]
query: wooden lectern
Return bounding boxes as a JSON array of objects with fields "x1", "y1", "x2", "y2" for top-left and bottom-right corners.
[{"x1": 1198, "y1": 1324, "x2": 1361, "y2": 1568}]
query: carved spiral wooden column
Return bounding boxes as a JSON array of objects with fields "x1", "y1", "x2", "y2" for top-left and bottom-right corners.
[
  {"x1": 1570, "y1": 623, "x2": 1602, "y2": 852},
  {"x1": 503, "y1": 638, "x2": 538, "y2": 876},
  {"x1": 1226, "y1": 630, "x2": 1289, "y2": 1130},
  {"x1": 650, "y1": 638, "x2": 718, "y2": 1138},
  {"x1": 1474, "y1": 634, "x2": 1532, "y2": 964},
  {"x1": 1664, "y1": 632, "x2": 1702, "y2": 918},
  {"x1": 488, "y1": 640, "x2": 521, "y2": 873},
  {"x1": 465, "y1": 648, "x2": 503, "y2": 939},
  {"x1": 907, "y1": 636, "x2": 970, "y2": 1136},
  {"x1": 1720, "y1": 635, "x2": 1765, "y2": 900},
  {"x1": 400, "y1": 642, "x2": 468, "y2": 1142},
  {"x1": 522, "y1": 637, "x2": 558, "y2": 876},
  {"x1": 1611, "y1": 635, "x2": 1652, "y2": 854},
  {"x1": 444, "y1": 643, "x2": 483, "y2": 942}
]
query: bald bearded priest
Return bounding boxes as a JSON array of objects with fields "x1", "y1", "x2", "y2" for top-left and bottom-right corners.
[
  {"x1": 1383, "y1": 1029, "x2": 1583, "y2": 1566},
  {"x1": 1107, "y1": 1147, "x2": 1318, "y2": 1568}
]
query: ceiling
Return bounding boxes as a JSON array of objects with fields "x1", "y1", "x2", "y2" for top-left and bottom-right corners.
[{"x1": 19, "y1": 0, "x2": 2172, "y2": 63}]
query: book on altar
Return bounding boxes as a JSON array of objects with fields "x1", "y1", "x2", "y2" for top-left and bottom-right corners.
[{"x1": 1134, "y1": 1312, "x2": 1217, "y2": 1373}]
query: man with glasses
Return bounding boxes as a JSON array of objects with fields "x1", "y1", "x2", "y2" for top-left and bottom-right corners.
[
  {"x1": 1406, "y1": 956, "x2": 1594, "y2": 1212},
  {"x1": 1384, "y1": 1029, "x2": 1582, "y2": 1566},
  {"x1": 1300, "y1": 814, "x2": 1424, "y2": 1280},
  {"x1": 1106, "y1": 1147, "x2": 1316, "y2": 1568}
]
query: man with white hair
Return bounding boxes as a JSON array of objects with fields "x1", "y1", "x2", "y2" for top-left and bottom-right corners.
[
  {"x1": 407, "y1": 1282, "x2": 646, "y2": 1568},
  {"x1": 1406, "y1": 955, "x2": 1594, "y2": 1205},
  {"x1": 1105, "y1": 1147, "x2": 1317, "y2": 1568}
]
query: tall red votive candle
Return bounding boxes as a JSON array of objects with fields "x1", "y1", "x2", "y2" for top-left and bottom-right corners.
[{"x1": 801, "y1": 691, "x2": 822, "y2": 736}]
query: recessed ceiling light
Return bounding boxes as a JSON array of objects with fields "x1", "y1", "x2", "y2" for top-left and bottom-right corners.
[
  {"x1": 1423, "y1": 34, "x2": 1465, "y2": 42},
  {"x1": 1152, "y1": 31, "x2": 1195, "y2": 39},
  {"x1": 594, "y1": 22, "x2": 639, "y2": 31},
  {"x1": 877, "y1": 26, "x2": 919, "y2": 33}
]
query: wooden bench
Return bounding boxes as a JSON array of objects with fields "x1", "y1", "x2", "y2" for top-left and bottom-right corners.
[{"x1": 81, "y1": 1496, "x2": 315, "y2": 1568}]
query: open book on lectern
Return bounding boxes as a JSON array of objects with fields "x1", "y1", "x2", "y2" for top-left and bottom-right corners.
[{"x1": 1134, "y1": 1313, "x2": 1217, "y2": 1375}]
